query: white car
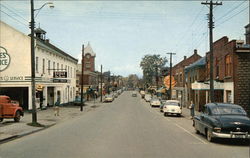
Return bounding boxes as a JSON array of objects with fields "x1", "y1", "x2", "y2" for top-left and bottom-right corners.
[
  {"x1": 104, "y1": 95, "x2": 114, "y2": 102},
  {"x1": 144, "y1": 94, "x2": 151, "y2": 102},
  {"x1": 150, "y1": 98, "x2": 161, "y2": 107},
  {"x1": 163, "y1": 100, "x2": 182, "y2": 116}
]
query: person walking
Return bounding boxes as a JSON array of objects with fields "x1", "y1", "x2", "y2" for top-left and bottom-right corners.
[{"x1": 189, "y1": 100, "x2": 195, "y2": 119}]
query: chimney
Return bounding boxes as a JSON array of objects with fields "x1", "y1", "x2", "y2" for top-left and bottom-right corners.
[
  {"x1": 184, "y1": 56, "x2": 187, "y2": 60},
  {"x1": 194, "y1": 49, "x2": 197, "y2": 54},
  {"x1": 245, "y1": 24, "x2": 250, "y2": 44}
]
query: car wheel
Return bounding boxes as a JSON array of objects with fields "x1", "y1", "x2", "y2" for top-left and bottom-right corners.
[
  {"x1": 164, "y1": 112, "x2": 167, "y2": 117},
  {"x1": 14, "y1": 111, "x2": 21, "y2": 122},
  {"x1": 206, "y1": 130, "x2": 214, "y2": 142},
  {"x1": 177, "y1": 114, "x2": 181, "y2": 117},
  {"x1": 0, "y1": 118, "x2": 3, "y2": 122}
]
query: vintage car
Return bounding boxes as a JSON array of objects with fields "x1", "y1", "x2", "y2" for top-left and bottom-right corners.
[
  {"x1": 0, "y1": 95, "x2": 24, "y2": 122},
  {"x1": 144, "y1": 94, "x2": 152, "y2": 102},
  {"x1": 140, "y1": 91, "x2": 145, "y2": 99},
  {"x1": 131, "y1": 91, "x2": 137, "y2": 97},
  {"x1": 104, "y1": 95, "x2": 114, "y2": 102},
  {"x1": 163, "y1": 100, "x2": 182, "y2": 116},
  {"x1": 150, "y1": 98, "x2": 161, "y2": 107},
  {"x1": 193, "y1": 103, "x2": 250, "y2": 142},
  {"x1": 73, "y1": 97, "x2": 86, "y2": 106}
]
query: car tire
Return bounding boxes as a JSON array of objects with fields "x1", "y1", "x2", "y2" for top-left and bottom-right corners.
[
  {"x1": 0, "y1": 118, "x2": 3, "y2": 122},
  {"x1": 14, "y1": 111, "x2": 21, "y2": 122},
  {"x1": 177, "y1": 114, "x2": 181, "y2": 117},
  {"x1": 206, "y1": 130, "x2": 214, "y2": 142},
  {"x1": 164, "y1": 112, "x2": 167, "y2": 117}
]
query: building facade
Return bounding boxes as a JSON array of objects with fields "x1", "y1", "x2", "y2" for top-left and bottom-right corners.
[
  {"x1": 76, "y1": 43, "x2": 98, "y2": 96},
  {"x1": 0, "y1": 21, "x2": 78, "y2": 110},
  {"x1": 172, "y1": 49, "x2": 202, "y2": 106}
]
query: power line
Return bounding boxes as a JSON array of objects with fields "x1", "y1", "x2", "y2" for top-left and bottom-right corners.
[
  {"x1": 0, "y1": 10, "x2": 28, "y2": 27},
  {"x1": 0, "y1": 3, "x2": 29, "y2": 23},
  {"x1": 216, "y1": 5, "x2": 249, "y2": 27},
  {"x1": 215, "y1": 0, "x2": 247, "y2": 22}
]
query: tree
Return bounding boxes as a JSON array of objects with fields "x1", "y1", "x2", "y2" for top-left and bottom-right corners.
[
  {"x1": 140, "y1": 54, "x2": 167, "y2": 86},
  {"x1": 127, "y1": 74, "x2": 139, "y2": 88}
]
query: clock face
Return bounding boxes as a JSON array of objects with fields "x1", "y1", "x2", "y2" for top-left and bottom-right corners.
[{"x1": 86, "y1": 54, "x2": 90, "y2": 59}]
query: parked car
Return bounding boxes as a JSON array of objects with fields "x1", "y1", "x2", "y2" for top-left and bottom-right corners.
[
  {"x1": 113, "y1": 92, "x2": 118, "y2": 98},
  {"x1": 132, "y1": 91, "x2": 137, "y2": 97},
  {"x1": 144, "y1": 94, "x2": 152, "y2": 102},
  {"x1": 104, "y1": 95, "x2": 114, "y2": 102},
  {"x1": 163, "y1": 100, "x2": 182, "y2": 117},
  {"x1": 150, "y1": 98, "x2": 161, "y2": 107},
  {"x1": 193, "y1": 103, "x2": 250, "y2": 142},
  {"x1": 73, "y1": 97, "x2": 86, "y2": 106},
  {"x1": 160, "y1": 100, "x2": 167, "y2": 112},
  {"x1": 0, "y1": 95, "x2": 24, "y2": 122},
  {"x1": 140, "y1": 90, "x2": 145, "y2": 98}
]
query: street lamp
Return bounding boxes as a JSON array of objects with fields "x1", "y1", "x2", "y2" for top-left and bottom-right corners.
[{"x1": 30, "y1": 0, "x2": 54, "y2": 124}]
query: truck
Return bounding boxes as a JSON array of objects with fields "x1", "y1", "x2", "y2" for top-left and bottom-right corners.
[{"x1": 0, "y1": 95, "x2": 24, "y2": 122}]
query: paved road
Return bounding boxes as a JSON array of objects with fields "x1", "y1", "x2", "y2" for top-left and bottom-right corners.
[{"x1": 0, "y1": 91, "x2": 249, "y2": 158}]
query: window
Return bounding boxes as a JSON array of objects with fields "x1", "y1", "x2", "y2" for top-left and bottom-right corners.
[
  {"x1": 61, "y1": 64, "x2": 63, "y2": 70},
  {"x1": 36, "y1": 57, "x2": 39, "y2": 72},
  {"x1": 48, "y1": 60, "x2": 51, "y2": 75},
  {"x1": 57, "y1": 63, "x2": 59, "y2": 70},
  {"x1": 225, "y1": 55, "x2": 232, "y2": 77},
  {"x1": 180, "y1": 73, "x2": 182, "y2": 83},
  {"x1": 206, "y1": 62, "x2": 210, "y2": 79},
  {"x1": 216, "y1": 58, "x2": 219, "y2": 78},
  {"x1": 53, "y1": 62, "x2": 55, "y2": 72},
  {"x1": 42, "y1": 58, "x2": 45, "y2": 74}
]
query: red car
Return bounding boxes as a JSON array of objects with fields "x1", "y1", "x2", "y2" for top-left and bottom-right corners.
[{"x1": 0, "y1": 95, "x2": 24, "y2": 122}]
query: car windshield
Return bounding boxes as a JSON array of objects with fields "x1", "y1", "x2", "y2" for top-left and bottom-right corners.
[
  {"x1": 211, "y1": 107, "x2": 247, "y2": 115},
  {"x1": 166, "y1": 102, "x2": 180, "y2": 106}
]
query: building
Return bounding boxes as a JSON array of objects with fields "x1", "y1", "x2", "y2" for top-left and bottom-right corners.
[
  {"x1": 0, "y1": 21, "x2": 78, "y2": 110},
  {"x1": 184, "y1": 57, "x2": 206, "y2": 111},
  {"x1": 172, "y1": 49, "x2": 202, "y2": 106},
  {"x1": 76, "y1": 43, "x2": 98, "y2": 96},
  {"x1": 191, "y1": 24, "x2": 250, "y2": 113}
]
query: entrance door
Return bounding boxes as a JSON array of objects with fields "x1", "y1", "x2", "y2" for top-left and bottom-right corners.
[{"x1": 47, "y1": 87, "x2": 55, "y2": 106}]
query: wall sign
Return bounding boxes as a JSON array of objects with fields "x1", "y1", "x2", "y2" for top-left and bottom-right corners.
[
  {"x1": 53, "y1": 71, "x2": 67, "y2": 78},
  {"x1": 0, "y1": 46, "x2": 10, "y2": 72}
]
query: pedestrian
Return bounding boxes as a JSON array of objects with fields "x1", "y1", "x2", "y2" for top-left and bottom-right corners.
[
  {"x1": 54, "y1": 97, "x2": 60, "y2": 116},
  {"x1": 189, "y1": 100, "x2": 195, "y2": 119}
]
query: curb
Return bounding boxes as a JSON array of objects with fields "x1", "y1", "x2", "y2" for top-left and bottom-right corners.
[{"x1": 0, "y1": 123, "x2": 56, "y2": 145}]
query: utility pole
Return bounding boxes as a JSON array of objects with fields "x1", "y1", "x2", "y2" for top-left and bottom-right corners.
[
  {"x1": 202, "y1": 0, "x2": 222, "y2": 103},
  {"x1": 80, "y1": 44, "x2": 84, "y2": 111},
  {"x1": 30, "y1": 0, "x2": 37, "y2": 124},
  {"x1": 100, "y1": 65, "x2": 103, "y2": 102},
  {"x1": 166, "y1": 52, "x2": 176, "y2": 100}
]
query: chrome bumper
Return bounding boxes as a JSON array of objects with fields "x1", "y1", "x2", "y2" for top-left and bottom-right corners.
[{"x1": 212, "y1": 131, "x2": 250, "y2": 139}]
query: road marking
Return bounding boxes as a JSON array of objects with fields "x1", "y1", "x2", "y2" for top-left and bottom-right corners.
[{"x1": 175, "y1": 124, "x2": 207, "y2": 144}]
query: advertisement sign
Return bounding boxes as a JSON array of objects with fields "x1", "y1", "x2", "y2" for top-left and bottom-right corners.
[
  {"x1": 53, "y1": 71, "x2": 67, "y2": 78},
  {"x1": 0, "y1": 46, "x2": 10, "y2": 72}
]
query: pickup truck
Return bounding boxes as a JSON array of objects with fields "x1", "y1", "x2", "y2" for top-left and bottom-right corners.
[{"x1": 0, "y1": 95, "x2": 24, "y2": 122}]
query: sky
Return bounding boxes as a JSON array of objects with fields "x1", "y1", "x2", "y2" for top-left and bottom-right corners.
[{"x1": 0, "y1": 0, "x2": 249, "y2": 77}]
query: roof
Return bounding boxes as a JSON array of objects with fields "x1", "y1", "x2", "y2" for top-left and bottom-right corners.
[
  {"x1": 207, "y1": 103, "x2": 242, "y2": 108},
  {"x1": 84, "y1": 42, "x2": 96, "y2": 57},
  {"x1": 185, "y1": 56, "x2": 206, "y2": 72}
]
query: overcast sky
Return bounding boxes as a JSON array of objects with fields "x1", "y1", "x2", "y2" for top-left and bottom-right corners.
[{"x1": 1, "y1": 0, "x2": 249, "y2": 77}]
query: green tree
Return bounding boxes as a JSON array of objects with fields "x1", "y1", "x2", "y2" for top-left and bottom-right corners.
[{"x1": 140, "y1": 54, "x2": 167, "y2": 85}]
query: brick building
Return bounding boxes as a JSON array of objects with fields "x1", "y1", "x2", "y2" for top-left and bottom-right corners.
[
  {"x1": 184, "y1": 57, "x2": 206, "y2": 111},
  {"x1": 172, "y1": 49, "x2": 201, "y2": 106},
  {"x1": 192, "y1": 24, "x2": 250, "y2": 113},
  {"x1": 76, "y1": 43, "x2": 98, "y2": 95}
]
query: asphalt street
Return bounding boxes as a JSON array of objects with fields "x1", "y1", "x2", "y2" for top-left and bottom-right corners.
[{"x1": 0, "y1": 91, "x2": 249, "y2": 158}]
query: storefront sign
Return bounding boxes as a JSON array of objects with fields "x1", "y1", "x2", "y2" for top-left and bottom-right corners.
[
  {"x1": 53, "y1": 79, "x2": 68, "y2": 83},
  {"x1": 0, "y1": 46, "x2": 10, "y2": 72},
  {"x1": 53, "y1": 71, "x2": 67, "y2": 78},
  {"x1": 0, "y1": 76, "x2": 24, "y2": 81}
]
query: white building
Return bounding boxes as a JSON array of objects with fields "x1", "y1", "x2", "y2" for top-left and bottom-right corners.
[{"x1": 0, "y1": 21, "x2": 78, "y2": 110}]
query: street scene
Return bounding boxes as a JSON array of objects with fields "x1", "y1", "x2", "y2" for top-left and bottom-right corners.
[{"x1": 0, "y1": 1, "x2": 250, "y2": 158}]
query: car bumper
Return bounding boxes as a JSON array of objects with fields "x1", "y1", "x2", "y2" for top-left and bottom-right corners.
[
  {"x1": 212, "y1": 131, "x2": 250, "y2": 139},
  {"x1": 163, "y1": 110, "x2": 181, "y2": 114}
]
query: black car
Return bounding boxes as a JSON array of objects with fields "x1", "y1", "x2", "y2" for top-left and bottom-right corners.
[{"x1": 193, "y1": 103, "x2": 250, "y2": 142}]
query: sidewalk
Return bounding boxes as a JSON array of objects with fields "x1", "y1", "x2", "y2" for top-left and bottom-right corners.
[
  {"x1": 181, "y1": 107, "x2": 201, "y2": 119},
  {"x1": 0, "y1": 99, "x2": 102, "y2": 144}
]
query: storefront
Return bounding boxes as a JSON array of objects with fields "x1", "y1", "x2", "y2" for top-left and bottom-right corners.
[{"x1": 0, "y1": 21, "x2": 78, "y2": 110}]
